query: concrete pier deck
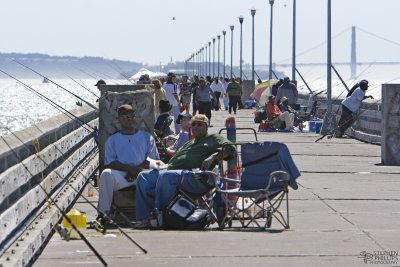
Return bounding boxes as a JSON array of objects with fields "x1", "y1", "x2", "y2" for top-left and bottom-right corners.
[{"x1": 34, "y1": 108, "x2": 400, "y2": 267}]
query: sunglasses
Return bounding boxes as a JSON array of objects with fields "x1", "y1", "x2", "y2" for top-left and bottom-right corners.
[
  {"x1": 191, "y1": 122, "x2": 205, "y2": 127},
  {"x1": 120, "y1": 114, "x2": 135, "y2": 119}
]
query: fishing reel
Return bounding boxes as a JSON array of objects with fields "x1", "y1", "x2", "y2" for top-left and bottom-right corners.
[{"x1": 89, "y1": 219, "x2": 107, "y2": 235}]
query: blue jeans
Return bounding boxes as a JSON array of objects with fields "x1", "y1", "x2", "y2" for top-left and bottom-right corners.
[{"x1": 135, "y1": 169, "x2": 209, "y2": 221}]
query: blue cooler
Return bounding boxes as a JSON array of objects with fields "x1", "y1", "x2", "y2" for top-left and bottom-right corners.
[{"x1": 315, "y1": 121, "x2": 323, "y2": 133}]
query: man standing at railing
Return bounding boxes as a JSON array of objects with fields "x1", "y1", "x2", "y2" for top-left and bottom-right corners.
[{"x1": 335, "y1": 80, "x2": 373, "y2": 138}]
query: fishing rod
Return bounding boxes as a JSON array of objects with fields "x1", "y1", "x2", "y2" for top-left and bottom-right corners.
[
  {"x1": 331, "y1": 64, "x2": 349, "y2": 92},
  {"x1": 65, "y1": 73, "x2": 99, "y2": 98},
  {"x1": 10, "y1": 58, "x2": 98, "y2": 110},
  {"x1": 314, "y1": 96, "x2": 380, "y2": 143},
  {"x1": 0, "y1": 69, "x2": 97, "y2": 133},
  {"x1": 295, "y1": 67, "x2": 313, "y2": 94},
  {"x1": 241, "y1": 70, "x2": 248, "y2": 80},
  {"x1": 2, "y1": 122, "x2": 148, "y2": 253},
  {"x1": 0, "y1": 135, "x2": 108, "y2": 267},
  {"x1": 254, "y1": 70, "x2": 262, "y2": 81},
  {"x1": 271, "y1": 69, "x2": 279, "y2": 80},
  {"x1": 70, "y1": 64, "x2": 101, "y2": 80},
  {"x1": 107, "y1": 62, "x2": 135, "y2": 85}
]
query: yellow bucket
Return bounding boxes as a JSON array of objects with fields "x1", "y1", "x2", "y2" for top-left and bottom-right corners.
[{"x1": 62, "y1": 208, "x2": 86, "y2": 239}]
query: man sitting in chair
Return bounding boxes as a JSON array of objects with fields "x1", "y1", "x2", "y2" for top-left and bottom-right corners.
[
  {"x1": 266, "y1": 95, "x2": 295, "y2": 131},
  {"x1": 97, "y1": 104, "x2": 159, "y2": 225},
  {"x1": 134, "y1": 114, "x2": 235, "y2": 229}
]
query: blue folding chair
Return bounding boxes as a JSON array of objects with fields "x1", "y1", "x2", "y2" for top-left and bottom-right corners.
[{"x1": 217, "y1": 142, "x2": 300, "y2": 230}]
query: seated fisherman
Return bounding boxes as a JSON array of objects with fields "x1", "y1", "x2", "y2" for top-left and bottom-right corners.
[
  {"x1": 266, "y1": 95, "x2": 295, "y2": 131},
  {"x1": 163, "y1": 113, "x2": 191, "y2": 158},
  {"x1": 275, "y1": 77, "x2": 298, "y2": 107},
  {"x1": 278, "y1": 96, "x2": 304, "y2": 131},
  {"x1": 154, "y1": 99, "x2": 174, "y2": 139},
  {"x1": 97, "y1": 104, "x2": 159, "y2": 224},
  {"x1": 134, "y1": 114, "x2": 235, "y2": 229}
]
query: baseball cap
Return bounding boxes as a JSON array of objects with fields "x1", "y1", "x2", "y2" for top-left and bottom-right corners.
[
  {"x1": 117, "y1": 104, "x2": 134, "y2": 116},
  {"x1": 95, "y1": 79, "x2": 106, "y2": 87},
  {"x1": 190, "y1": 114, "x2": 209, "y2": 126},
  {"x1": 176, "y1": 113, "x2": 192, "y2": 124}
]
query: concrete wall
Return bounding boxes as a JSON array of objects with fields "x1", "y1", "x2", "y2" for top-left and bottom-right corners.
[
  {"x1": 381, "y1": 84, "x2": 400, "y2": 165},
  {"x1": 242, "y1": 80, "x2": 255, "y2": 101},
  {"x1": 98, "y1": 85, "x2": 155, "y2": 171},
  {"x1": 297, "y1": 92, "x2": 382, "y2": 144},
  {"x1": 0, "y1": 107, "x2": 98, "y2": 267}
]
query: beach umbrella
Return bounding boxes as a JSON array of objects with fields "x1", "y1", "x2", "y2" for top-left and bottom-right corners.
[{"x1": 250, "y1": 80, "x2": 277, "y2": 105}]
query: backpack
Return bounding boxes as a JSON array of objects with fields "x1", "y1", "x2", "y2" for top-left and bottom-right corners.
[{"x1": 163, "y1": 194, "x2": 209, "y2": 230}]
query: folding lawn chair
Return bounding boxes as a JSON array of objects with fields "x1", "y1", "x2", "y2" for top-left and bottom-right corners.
[{"x1": 217, "y1": 142, "x2": 300, "y2": 230}]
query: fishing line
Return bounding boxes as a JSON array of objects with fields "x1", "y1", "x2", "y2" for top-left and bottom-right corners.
[
  {"x1": 10, "y1": 58, "x2": 98, "y2": 110},
  {"x1": 65, "y1": 73, "x2": 99, "y2": 98},
  {"x1": 1, "y1": 134, "x2": 108, "y2": 267},
  {"x1": 2, "y1": 123, "x2": 148, "y2": 254},
  {"x1": 0, "y1": 69, "x2": 96, "y2": 132}
]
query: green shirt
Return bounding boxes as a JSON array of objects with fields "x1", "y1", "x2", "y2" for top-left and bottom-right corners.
[
  {"x1": 227, "y1": 82, "x2": 241, "y2": 96},
  {"x1": 168, "y1": 134, "x2": 235, "y2": 170}
]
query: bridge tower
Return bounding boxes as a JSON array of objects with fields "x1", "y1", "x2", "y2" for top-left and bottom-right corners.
[{"x1": 350, "y1": 26, "x2": 357, "y2": 79}]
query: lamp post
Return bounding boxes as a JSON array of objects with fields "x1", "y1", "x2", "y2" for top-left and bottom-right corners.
[
  {"x1": 230, "y1": 25, "x2": 234, "y2": 79},
  {"x1": 320, "y1": 0, "x2": 336, "y2": 135},
  {"x1": 217, "y1": 35, "x2": 221, "y2": 78},
  {"x1": 192, "y1": 53, "x2": 195, "y2": 77},
  {"x1": 292, "y1": 0, "x2": 296, "y2": 81},
  {"x1": 222, "y1": 30, "x2": 226, "y2": 78},
  {"x1": 212, "y1": 38, "x2": 216, "y2": 77},
  {"x1": 205, "y1": 45, "x2": 208, "y2": 76},
  {"x1": 239, "y1": 16, "x2": 244, "y2": 81},
  {"x1": 268, "y1": 0, "x2": 275, "y2": 84},
  {"x1": 208, "y1": 41, "x2": 211, "y2": 77},
  {"x1": 251, "y1": 9, "x2": 256, "y2": 81}
]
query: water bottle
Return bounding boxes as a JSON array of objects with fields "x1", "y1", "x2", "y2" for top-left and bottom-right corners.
[
  {"x1": 150, "y1": 208, "x2": 163, "y2": 229},
  {"x1": 212, "y1": 165, "x2": 221, "y2": 185}
]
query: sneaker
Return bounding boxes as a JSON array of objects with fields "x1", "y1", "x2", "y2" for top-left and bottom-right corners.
[{"x1": 133, "y1": 220, "x2": 150, "y2": 229}]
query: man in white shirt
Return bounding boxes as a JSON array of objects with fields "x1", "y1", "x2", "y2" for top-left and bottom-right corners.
[
  {"x1": 97, "y1": 104, "x2": 159, "y2": 222},
  {"x1": 335, "y1": 80, "x2": 373, "y2": 138},
  {"x1": 163, "y1": 73, "x2": 181, "y2": 133}
]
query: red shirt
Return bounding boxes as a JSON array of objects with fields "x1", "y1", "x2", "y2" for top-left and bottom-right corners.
[{"x1": 266, "y1": 102, "x2": 282, "y2": 121}]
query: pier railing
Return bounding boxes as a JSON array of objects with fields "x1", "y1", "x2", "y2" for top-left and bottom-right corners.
[{"x1": 0, "y1": 106, "x2": 98, "y2": 267}]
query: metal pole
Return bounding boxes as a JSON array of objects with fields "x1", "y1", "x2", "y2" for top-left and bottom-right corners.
[
  {"x1": 222, "y1": 30, "x2": 226, "y2": 78},
  {"x1": 192, "y1": 54, "x2": 194, "y2": 77},
  {"x1": 212, "y1": 38, "x2": 216, "y2": 77},
  {"x1": 217, "y1": 35, "x2": 221, "y2": 78},
  {"x1": 269, "y1": 0, "x2": 275, "y2": 83},
  {"x1": 205, "y1": 45, "x2": 208, "y2": 76},
  {"x1": 230, "y1": 25, "x2": 234, "y2": 79},
  {"x1": 327, "y1": 0, "x2": 332, "y2": 114},
  {"x1": 320, "y1": 0, "x2": 336, "y2": 135},
  {"x1": 208, "y1": 41, "x2": 211, "y2": 77},
  {"x1": 251, "y1": 9, "x2": 256, "y2": 81},
  {"x1": 239, "y1": 16, "x2": 244, "y2": 81},
  {"x1": 292, "y1": 0, "x2": 296, "y2": 81}
]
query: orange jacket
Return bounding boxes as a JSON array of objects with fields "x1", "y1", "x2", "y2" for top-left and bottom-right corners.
[{"x1": 266, "y1": 102, "x2": 282, "y2": 121}]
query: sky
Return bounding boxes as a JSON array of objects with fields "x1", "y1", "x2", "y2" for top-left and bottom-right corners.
[{"x1": 1, "y1": 0, "x2": 400, "y2": 66}]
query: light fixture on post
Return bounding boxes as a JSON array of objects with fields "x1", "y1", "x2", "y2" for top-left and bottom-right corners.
[
  {"x1": 239, "y1": 16, "x2": 244, "y2": 81},
  {"x1": 230, "y1": 25, "x2": 234, "y2": 79},
  {"x1": 208, "y1": 41, "x2": 211, "y2": 77},
  {"x1": 268, "y1": 0, "x2": 275, "y2": 84},
  {"x1": 217, "y1": 35, "x2": 221, "y2": 78},
  {"x1": 212, "y1": 38, "x2": 216, "y2": 77},
  {"x1": 251, "y1": 9, "x2": 256, "y2": 81}
]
